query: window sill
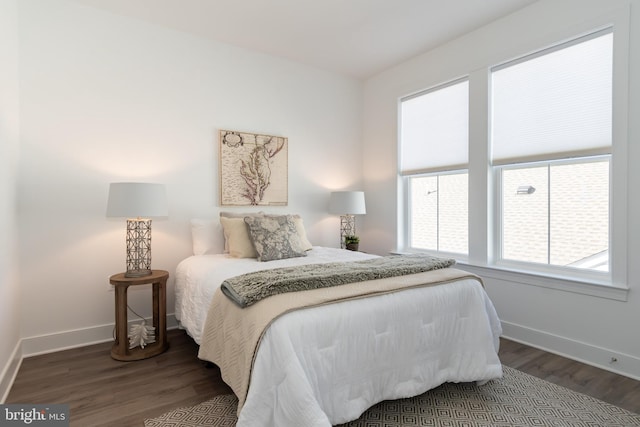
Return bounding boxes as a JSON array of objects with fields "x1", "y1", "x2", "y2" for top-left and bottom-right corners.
[{"x1": 455, "y1": 262, "x2": 629, "y2": 302}]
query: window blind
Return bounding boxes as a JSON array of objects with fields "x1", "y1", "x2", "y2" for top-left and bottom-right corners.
[
  {"x1": 491, "y1": 30, "x2": 612, "y2": 165},
  {"x1": 400, "y1": 79, "x2": 469, "y2": 175}
]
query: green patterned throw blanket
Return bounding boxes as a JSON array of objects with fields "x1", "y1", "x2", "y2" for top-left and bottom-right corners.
[{"x1": 221, "y1": 254, "x2": 456, "y2": 308}]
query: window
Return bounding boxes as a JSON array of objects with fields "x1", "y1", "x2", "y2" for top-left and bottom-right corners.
[
  {"x1": 491, "y1": 29, "x2": 612, "y2": 275},
  {"x1": 499, "y1": 158, "x2": 609, "y2": 271},
  {"x1": 409, "y1": 172, "x2": 468, "y2": 253},
  {"x1": 400, "y1": 79, "x2": 468, "y2": 256},
  {"x1": 397, "y1": 18, "x2": 628, "y2": 297}
]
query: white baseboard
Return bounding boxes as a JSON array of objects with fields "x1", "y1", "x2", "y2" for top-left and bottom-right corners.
[
  {"x1": 501, "y1": 320, "x2": 640, "y2": 381},
  {"x1": 0, "y1": 314, "x2": 179, "y2": 403},
  {"x1": 0, "y1": 340, "x2": 22, "y2": 404},
  {"x1": 21, "y1": 314, "x2": 179, "y2": 357}
]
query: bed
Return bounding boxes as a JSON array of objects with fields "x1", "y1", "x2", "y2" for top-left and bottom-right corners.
[{"x1": 175, "y1": 214, "x2": 503, "y2": 427}]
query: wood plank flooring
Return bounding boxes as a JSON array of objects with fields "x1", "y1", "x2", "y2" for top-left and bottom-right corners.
[
  {"x1": 6, "y1": 329, "x2": 640, "y2": 426},
  {"x1": 6, "y1": 330, "x2": 231, "y2": 426},
  {"x1": 499, "y1": 338, "x2": 640, "y2": 414}
]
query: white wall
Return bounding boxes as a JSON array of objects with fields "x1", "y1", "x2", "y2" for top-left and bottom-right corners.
[
  {"x1": 362, "y1": 0, "x2": 640, "y2": 378},
  {"x1": 16, "y1": 0, "x2": 363, "y2": 352},
  {"x1": 0, "y1": 0, "x2": 22, "y2": 402},
  {"x1": 10, "y1": 0, "x2": 640, "y2": 391}
]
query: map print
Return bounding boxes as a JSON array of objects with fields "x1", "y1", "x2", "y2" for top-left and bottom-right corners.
[{"x1": 219, "y1": 130, "x2": 288, "y2": 206}]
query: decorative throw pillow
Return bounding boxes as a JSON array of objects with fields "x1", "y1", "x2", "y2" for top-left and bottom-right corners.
[
  {"x1": 220, "y1": 216, "x2": 258, "y2": 258},
  {"x1": 265, "y1": 214, "x2": 313, "y2": 251},
  {"x1": 244, "y1": 215, "x2": 308, "y2": 262},
  {"x1": 220, "y1": 211, "x2": 264, "y2": 253}
]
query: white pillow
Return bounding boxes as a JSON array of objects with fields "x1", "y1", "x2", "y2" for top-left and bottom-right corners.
[
  {"x1": 190, "y1": 219, "x2": 224, "y2": 255},
  {"x1": 220, "y1": 216, "x2": 258, "y2": 258},
  {"x1": 291, "y1": 216, "x2": 313, "y2": 251}
]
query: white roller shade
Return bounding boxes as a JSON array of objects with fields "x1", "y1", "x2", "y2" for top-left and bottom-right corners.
[
  {"x1": 491, "y1": 30, "x2": 612, "y2": 165},
  {"x1": 400, "y1": 79, "x2": 469, "y2": 175}
]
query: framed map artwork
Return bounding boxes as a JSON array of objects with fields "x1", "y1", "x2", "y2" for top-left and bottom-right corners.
[{"x1": 219, "y1": 129, "x2": 288, "y2": 206}]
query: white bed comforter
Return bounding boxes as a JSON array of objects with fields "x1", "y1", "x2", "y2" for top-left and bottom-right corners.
[
  {"x1": 175, "y1": 247, "x2": 381, "y2": 344},
  {"x1": 175, "y1": 247, "x2": 503, "y2": 426}
]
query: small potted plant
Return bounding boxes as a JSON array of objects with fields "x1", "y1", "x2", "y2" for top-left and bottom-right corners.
[{"x1": 344, "y1": 235, "x2": 360, "y2": 251}]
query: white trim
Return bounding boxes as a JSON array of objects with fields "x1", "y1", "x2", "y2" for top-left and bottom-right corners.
[
  {"x1": 467, "y1": 66, "x2": 491, "y2": 267},
  {"x1": 608, "y1": 4, "x2": 630, "y2": 292},
  {"x1": 400, "y1": 164, "x2": 468, "y2": 177},
  {"x1": 458, "y1": 263, "x2": 628, "y2": 301},
  {"x1": 21, "y1": 314, "x2": 179, "y2": 358},
  {"x1": 491, "y1": 27, "x2": 613, "y2": 72},
  {"x1": 501, "y1": 320, "x2": 640, "y2": 381},
  {"x1": 0, "y1": 340, "x2": 22, "y2": 404},
  {"x1": 492, "y1": 147, "x2": 611, "y2": 166}
]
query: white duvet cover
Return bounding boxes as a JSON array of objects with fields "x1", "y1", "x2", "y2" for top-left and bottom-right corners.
[
  {"x1": 175, "y1": 247, "x2": 503, "y2": 426},
  {"x1": 175, "y1": 246, "x2": 380, "y2": 344}
]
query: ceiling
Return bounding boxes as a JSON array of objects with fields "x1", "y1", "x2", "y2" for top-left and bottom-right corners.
[{"x1": 70, "y1": 0, "x2": 538, "y2": 79}]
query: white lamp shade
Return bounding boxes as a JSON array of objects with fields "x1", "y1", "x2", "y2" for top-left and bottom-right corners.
[
  {"x1": 329, "y1": 191, "x2": 366, "y2": 215},
  {"x1": 106, "y1": 182, "x2": 168, "y2": 218}
]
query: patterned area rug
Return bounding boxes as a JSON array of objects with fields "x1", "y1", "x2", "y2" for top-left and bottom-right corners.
[{"x1": 144, "y1": 366, "x2": 640, "y2": 426}]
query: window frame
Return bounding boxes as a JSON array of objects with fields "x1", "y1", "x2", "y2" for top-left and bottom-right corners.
[
  {"x1": 493, "y1": 155, "x2": 611, "y2": 284},
  {"x1": 397, "y1": 16, "x2": 630, "y2": 301},
  {"x1": 405, "y1": 169, "x2": 469, "y2": 258},
  {"x1": 399, "y1": 77, "x2": 470, "y2": 259},
  {"x1": 486, "y1": 26, "x2": 622, "y2": 291}
]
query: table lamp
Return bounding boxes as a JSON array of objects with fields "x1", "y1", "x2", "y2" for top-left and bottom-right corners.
[
  {"x1": 329, "y1": 191, "x2": 366, "y2": 249},
  {"x1": 106, "y1": 182, "x2": 168, "y2": 277}
]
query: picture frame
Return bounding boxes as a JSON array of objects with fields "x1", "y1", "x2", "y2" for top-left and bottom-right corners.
[{"x1": 219, "y1": 129, "x2": 288, "y2": 206}]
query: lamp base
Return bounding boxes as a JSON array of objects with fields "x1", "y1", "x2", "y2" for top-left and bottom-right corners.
[
  {"x1": 125, "y1": 218, "x2": 153, "y2": 277},
  {"x1": 339, "y1": 214, "x2": 356, "y2": 249},
  {"x1": 125, "y1": 269, "x2": 153, "y2": 278}
]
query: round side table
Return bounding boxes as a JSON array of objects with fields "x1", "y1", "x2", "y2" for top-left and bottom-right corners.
[{"x1": 109, "y1": 270, "x2": 170, "y2": 361}]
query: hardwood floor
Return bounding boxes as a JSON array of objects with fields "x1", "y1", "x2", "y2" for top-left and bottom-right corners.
[
  {"x1": 6, "y1": 330, "x2": 231, "y2": 426},
  {"x1": 499, "y1": 339, "x2": 640, "y2": 414},
  {"x1": 6, "y1": 330, "x2": 640, "y2": 426}
]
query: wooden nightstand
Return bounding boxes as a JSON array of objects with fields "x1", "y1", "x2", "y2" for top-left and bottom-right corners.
[{"x1": 110, "y1": 270, "x2": 170, "y2": 361}]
